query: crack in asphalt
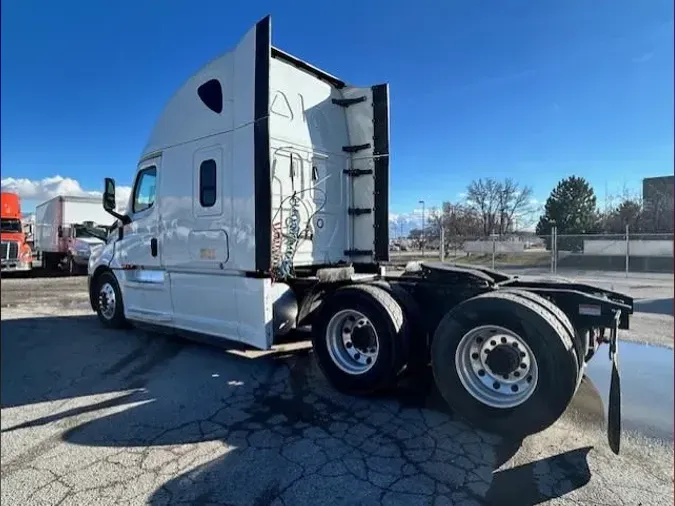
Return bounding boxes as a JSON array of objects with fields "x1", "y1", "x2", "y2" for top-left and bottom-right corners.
[{"x1": 1, "y1": 278, "x2": 673, "y2": 505}]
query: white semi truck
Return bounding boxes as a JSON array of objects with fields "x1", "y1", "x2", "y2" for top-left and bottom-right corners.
[
  {"x1": 88, "y1": 16, "x2": 632, "y2": 451},
  {"x1": 35, "y1": 195, "x2": 110, "y2": 274}
]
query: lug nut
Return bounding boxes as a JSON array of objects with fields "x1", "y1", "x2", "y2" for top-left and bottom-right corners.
[
  {"x1": 493, "y1": 382, "x2": 500, "y2": 390},
  {"x1": 478, "y1": 369, "x2": 485, "y2": 377},
  {"x1": 520, "y1": 363, "x2": 526, "y2": 369},
  {"x1": 354, "y1": 353, "x2": 361, "y2": 360},
  {"x1": 346, "y1": 342, "x2": 353, "y2": 348},
  {"x1": 501, "y1": 337, "x2": 507, "y2": 344},
  {"x1": 511, "y1": 385, "x2": 519, "y2": 392},
  {"x1": 471, "y1": 353, "x2": 479, "y2": 360},
  {"x1": 490, "y1": 340, "x2": 497, "y2": 346}
]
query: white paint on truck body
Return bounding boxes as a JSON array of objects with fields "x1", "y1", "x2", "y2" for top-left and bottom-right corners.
[
  {"x1": 35, "y1": 195, "x2": 110, "y2": 254},
  {"x1": 90, "y1": 16, "x2": 391, "y2": 350}
]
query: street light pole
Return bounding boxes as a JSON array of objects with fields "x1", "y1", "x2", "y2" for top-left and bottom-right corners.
[{"x1": 419, "y1": 200, "x2": 425, "y2": 257}]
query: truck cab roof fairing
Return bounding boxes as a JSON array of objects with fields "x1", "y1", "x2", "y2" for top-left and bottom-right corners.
[
  {"x1": 141, "y1": 16, "x2": 272, "y2": 158},
  {"x1": 140, "y1": 17, "x2": 349, "y2": 160}
]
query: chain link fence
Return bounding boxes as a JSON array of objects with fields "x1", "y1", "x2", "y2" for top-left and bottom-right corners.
[{"x1": 389, "y1": 227, "x2": 674, "y2": 276}]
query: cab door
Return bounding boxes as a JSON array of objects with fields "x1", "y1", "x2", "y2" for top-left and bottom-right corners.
[{"x1": 117, "y1": 156, "x2": 173, "y2": 323}]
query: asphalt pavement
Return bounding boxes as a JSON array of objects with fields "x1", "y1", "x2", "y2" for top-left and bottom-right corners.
[{"x1": 1, "y1": 274, "x2": 673, "y2": 505}]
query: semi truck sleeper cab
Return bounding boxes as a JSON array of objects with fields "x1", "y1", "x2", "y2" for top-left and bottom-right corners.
[{"x1": 88, "y1": 16, "x2": 632, "y2": 452}]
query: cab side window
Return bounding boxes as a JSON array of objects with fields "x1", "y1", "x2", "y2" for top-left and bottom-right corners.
[
  {"x1": 133, "y1": 166, "x2": 157, "y2": 213},
  {"x1": 199, "y1": 159, "x2": 217, "y2": 208}
]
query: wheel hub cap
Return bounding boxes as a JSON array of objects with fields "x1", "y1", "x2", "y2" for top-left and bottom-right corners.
[
  {"x1": 350, "y1": 323, "x2": 376, "y2": 352},
  {"x1": 455, "y1": 325, "x2": 539, "y2": 409},
  {"x1": 98, "y1": 283, "x2": 116, "y2": 320},
  {"x1": 485, "y1": 344, "x2": 521, "y2": 377},
  {"x1": 326, "y1": 309, "x2": 380, "y2": 375}
]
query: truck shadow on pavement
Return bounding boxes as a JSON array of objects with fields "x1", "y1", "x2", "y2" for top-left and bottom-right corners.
[
  {"x1": 1, "y1": 315, "x2": 593, "y2": 505},
  {"x1": 634, "y1": 297, "x2": 674, "y2": 316}
]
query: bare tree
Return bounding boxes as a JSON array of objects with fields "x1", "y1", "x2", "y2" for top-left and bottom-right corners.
[
  {"x1": 642, "y1": 180, "x2": 674, "y2": 233},
  {"x1": 496, "y1": 178, "x2": 534, "y2": 235},
  {"x1": 598, "y1": 186, "x2": 644, "y2": 233},
  {"x1": 466, "y1": 178, "x2": 500, "y2": 236},
  {"x1": 443, "y1": 202, "x2": 481, "y2": 236},
  {"x1": 426, "y1": 207, "x2": 443, "y2": 240},
  {"x1": 466, "y1": 178, "x2": 534, "y2": 236},
  {"x1": 599, "y1": 181, "x2": 674, "y2": 234}
]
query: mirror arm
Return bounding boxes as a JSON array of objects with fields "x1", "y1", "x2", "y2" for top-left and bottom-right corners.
[{"x1": 104, "y1": 209, "x2": 131, "y2": 225}]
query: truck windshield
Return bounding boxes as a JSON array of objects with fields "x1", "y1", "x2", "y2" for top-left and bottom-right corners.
[
  {"x1": 0, "y1": 218, "x2": 22, "y2": 233},
  {"x1": 74, "y1": 225, "x2": 108, "y2": 239}
]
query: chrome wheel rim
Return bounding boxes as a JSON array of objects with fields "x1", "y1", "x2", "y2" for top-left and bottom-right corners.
[
  {"x1": 455, "y1": 325, "x2": 539, "y2": 409},
  {"x1": 325, "y1": 309, "x2": 379, "y2": 375},
  {"x1": 98, "y1": 282, "x2": 116, "y2": 320}
]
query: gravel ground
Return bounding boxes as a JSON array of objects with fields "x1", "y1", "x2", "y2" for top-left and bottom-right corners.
[{"x1": 1, "y1": 274, "x2": 673, "y2": 505}]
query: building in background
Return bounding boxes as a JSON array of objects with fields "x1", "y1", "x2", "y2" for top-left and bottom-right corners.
[{"x1": 642, "y1": 175, "x2": 674, "y2": 233}]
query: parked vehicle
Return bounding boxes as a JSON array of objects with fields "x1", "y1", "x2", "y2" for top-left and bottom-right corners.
[
  {"x1": 35, "y1": 195, "x2": 110, "y2": 274},
  {"x1": 23, "y1": 213, "x2": 35, "y2": 251},
  {"x1": 1, "y1": 192, "x2": 33, "y2": 273},
  {"x1": 89, "y1": 16, "x2": 631, "y2": 452}
]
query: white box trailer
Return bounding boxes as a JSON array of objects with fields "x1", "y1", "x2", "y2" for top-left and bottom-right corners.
[
  {"x1": 87, "y1": 15, "x2": 633, "y2": 451},
  {"x1": 35, "y1": 195, "x2": 111, "y2": 274}
]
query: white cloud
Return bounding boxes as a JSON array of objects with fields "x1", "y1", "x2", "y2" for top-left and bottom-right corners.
[
  {"x1": 1, "y1": 175, "x2": 132, "y2": 212},
  {"x1": 389, "y1": 212, "x2": 425, "y2": 238}
]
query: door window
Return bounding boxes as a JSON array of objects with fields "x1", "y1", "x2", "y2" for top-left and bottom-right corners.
[{"x1": 132, "y1": 166, "x2": 157, "y2": 213}]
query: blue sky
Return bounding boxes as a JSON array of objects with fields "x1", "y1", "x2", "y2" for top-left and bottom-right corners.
[{"x1": 1, "y1": 0, "x2": 673, "y2": 221}]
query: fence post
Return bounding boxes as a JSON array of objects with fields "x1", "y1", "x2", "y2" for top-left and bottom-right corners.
[
  {"x1": 551, "y1": 226, "x2": 558, "y2": 274},
  {"x1": 491, "y1": 235, "x2": 496, "y2": 270},
  {"x1": 440, "y1": 228, "x2": 445, "y2": 262},
  {"x1": 550, "y1": 229, "x2": 554, "y2": 274},
  {"x1": 555, "y1": 226, "x2": 558, "y2": 274},
  {"x1": 625, "y1": 224, "x2": 630, "y2": 278}
]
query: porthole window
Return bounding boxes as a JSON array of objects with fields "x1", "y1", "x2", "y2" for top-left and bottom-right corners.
[{"x1": 197, "y1": 79, "x2": 223, "y2": 114}]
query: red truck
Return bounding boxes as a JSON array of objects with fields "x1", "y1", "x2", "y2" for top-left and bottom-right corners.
[{"x1": 1, "y1": 192, "x2": 33, "y2": 272}]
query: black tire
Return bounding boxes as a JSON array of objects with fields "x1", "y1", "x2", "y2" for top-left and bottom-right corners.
[
  {"x1": 499, "y1": 288, "x2": 585, "y2": 380},
  {"x1": 368, "y1": 280, "x2": 426, "y2": 371},
  {"x1": 312, "y1": 284, "x2": 408, "y2": 395},
  {"x1": 94, "y1": 270, "x2": 127, "y2": 329},
  {"x1": 43, "y1": 252, "x2": 60, "y2": 271},
  {"x1": 431, "y1": 291, "x2": 579, "y2": 439}
]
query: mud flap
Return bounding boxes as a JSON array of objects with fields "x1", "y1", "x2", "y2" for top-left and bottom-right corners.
[{"x1": 607, "y1": 310, "x2": 621, "y2": 455}]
